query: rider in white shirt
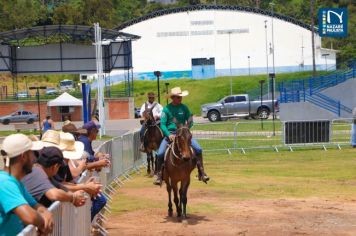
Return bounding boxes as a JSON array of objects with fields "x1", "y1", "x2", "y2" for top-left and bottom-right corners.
[{"x1": 139, "y1": 92, "x2": 163, "y2": 151}]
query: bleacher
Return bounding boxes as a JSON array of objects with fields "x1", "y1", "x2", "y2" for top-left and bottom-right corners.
[{"x1": 278, "y1": 62, "x2": 356, "y2": 117}]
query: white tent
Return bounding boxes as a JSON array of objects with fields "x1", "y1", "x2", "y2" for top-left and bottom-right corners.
[{"x1": 47, "y1": 92, "x2": 82, "y2": 107}]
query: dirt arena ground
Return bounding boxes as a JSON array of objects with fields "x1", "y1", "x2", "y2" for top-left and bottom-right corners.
[{"x1": 106, "y1": 150, "x2": 356, "y2": 236}]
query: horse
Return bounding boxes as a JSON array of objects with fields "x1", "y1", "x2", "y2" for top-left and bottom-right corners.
[
  {"x1": 142, "y1": 103, "x2": 164, "y2": 175},
  {"x1": 163, "y1": 117, "x2": 196, "y2": 220}
]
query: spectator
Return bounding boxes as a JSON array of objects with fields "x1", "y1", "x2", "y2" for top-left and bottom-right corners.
[
  {"x1": 0, "y1": 134, "x2": 53, "y2": 235},
  {"x1": 79, "y1": 121, "x2": 109, "y2": 221},
  {"x1": 53, "y1": 132, "x2": 102, "y2": 198},
  {"x1": 42, "y1": 115, "x2": 55, "y2": 134},
  {"x1": 22, "y1": 146, "x2": 87, "y2": 208}
]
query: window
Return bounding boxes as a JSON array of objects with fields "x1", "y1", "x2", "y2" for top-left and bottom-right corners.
[
  {"x1": 224, "y1": 96, "x2": 235, "y2": 103},
  {"x1": 59, "y1": 106, "x2": 70, "y2": 113},
  {"x1": 235, "y1": 96, "x2": 246, "y2": 102},
  {"x1": 22, "y1": 111, "x2": 29, "y2": 115}
]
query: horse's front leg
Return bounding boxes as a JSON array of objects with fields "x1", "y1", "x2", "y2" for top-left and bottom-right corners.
[
  {"x1": 166, "y1": 181, "x2": 173, "y2": 217},
  {"x1": 146, "y1": 153, "x2": 151, "y2": 174},
  {"x1": 180, "y1": 178, "x2": 190, "y2": 219},
  {"x1": 172, "y1": 182, "x2": 181, "y2": 217},
  {"x1": 151, "y1": 152, "x2": 155, "y2": 175}
]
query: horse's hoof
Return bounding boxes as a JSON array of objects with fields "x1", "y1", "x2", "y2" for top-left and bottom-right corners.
[{"x1": 168, "y1": 211, "x2": 173, "y2": 217}]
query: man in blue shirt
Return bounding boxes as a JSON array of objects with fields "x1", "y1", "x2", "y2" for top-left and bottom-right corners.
[
  {"x1": 0, "y1": 134, "x2": 53, "y2": 235},
  {"x1": 78, "y1": 121, "x2": 109, "y2": 221}
]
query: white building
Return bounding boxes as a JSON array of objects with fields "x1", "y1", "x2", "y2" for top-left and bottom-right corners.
[{"x1": 116, "y1": 5, "x2": 336, "y2": 80}]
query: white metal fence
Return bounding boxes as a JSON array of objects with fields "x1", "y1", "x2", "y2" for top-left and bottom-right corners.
[
  {"x1": 192, "y1": 119, "x2": 353, "y2": 153},
  {"x1": 18, "y1": 130, "x2": 143, "y2": 236}
]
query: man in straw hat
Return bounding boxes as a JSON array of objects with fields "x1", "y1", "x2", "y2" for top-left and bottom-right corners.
[
  {"x1": 155, "y1": 87, "x2": 210, "y2": 185},
  {"x1": 139, "y1": 92, "x2": 163, "y2": 151},
  {"x1": 21, "y1": 146, "x2": 87, "y2": 208},
  {"x1": 0, "y1": 134, "x2": 53, "y2": 235}
]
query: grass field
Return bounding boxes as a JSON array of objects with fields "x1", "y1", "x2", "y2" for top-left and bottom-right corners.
[
  {"x1": 111, "y1": 71, "x2": 320, "y2": 115},
  {"x1": 107, "y1": 149, "x2": 356, "y2": 235}
]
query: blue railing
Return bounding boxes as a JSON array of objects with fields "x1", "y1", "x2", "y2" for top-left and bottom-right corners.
[{"x1": 278, "y1": 63, "x2": 356, "y2": 116}]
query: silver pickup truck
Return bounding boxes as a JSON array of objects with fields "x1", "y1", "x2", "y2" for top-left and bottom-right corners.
[{"x1": 201, "y1": 94, "x2": 278, "y2": 122}]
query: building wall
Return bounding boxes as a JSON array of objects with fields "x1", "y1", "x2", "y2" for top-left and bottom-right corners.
[
  {"x1": 120, "y1": 9, "x2": 336, "y2": 80},
  {"x1": 0, "y1": 97, "x2": 135, "y2": 122}
]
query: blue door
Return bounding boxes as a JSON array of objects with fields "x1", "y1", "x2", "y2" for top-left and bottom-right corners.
[{"x1": 192, "y1": 58, "x2": 215, "y2": 79}]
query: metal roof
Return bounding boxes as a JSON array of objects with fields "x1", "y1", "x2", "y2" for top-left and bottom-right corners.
[
  {"x1": 0, "y1": 25, "x2": 140, "y2": 46},
  {"x1": 115, "y1": 5, "x2": 313, "y2": 31}
]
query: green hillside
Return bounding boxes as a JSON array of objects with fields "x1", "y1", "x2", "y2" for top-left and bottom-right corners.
[{"x1": 112, "y1": 71, "x2": 317, "y2": 115}]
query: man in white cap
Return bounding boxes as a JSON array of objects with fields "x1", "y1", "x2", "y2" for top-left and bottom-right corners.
[
  {"x1": 155, "y1": 87, "x2": 209, "y2": 185},
  {"x1": 0, "y1": 134, "x2": 53, "y2": 235}
]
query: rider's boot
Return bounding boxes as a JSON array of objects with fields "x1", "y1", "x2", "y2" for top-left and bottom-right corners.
[
  {"x1": 196, "y1": 153, "x2": 210, "y2": 183},
  {"x1": 153, "y1": 157, "x2": 163, "y2": 186}
]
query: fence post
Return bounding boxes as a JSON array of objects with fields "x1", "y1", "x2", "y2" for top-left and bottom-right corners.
[
  {"x1": 309, "y1": 79, "x2": 312, "y2": 96},
  {"x1": 338, "y1": 101, "x2": 341, "y2": 117},
  {"x1": 233, "y1": 122, "x2": 239, "y2": 149}
]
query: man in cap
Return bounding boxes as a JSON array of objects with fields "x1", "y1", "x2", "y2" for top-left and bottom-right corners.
[
  {"x1": 155, "y1": 87, "x2": 209, "y2": 185},
  {"x1": 78, "y1": 121, "x2": 109, "y2": 221},
  {"x1": 139, "y1": 92, "x2": 163, "y2": 151},
  {"x1": 22, "y1": 146, "x2": 87, "y2": 208},
  {"x1": 0, "y1": 134, "x2": 53, "y2": 235}
]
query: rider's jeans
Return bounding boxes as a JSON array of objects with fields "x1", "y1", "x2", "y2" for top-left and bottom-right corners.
[
  {"x1": 140, "y1": 125, "x2": 145, "y2": 138},
  {"x1": 157, "y1": 135, "x2": 202, "y2": 160}
]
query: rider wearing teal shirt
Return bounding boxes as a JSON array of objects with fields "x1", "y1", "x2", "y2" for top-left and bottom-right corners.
[{"x1": 155, "y1": 87, "x2": 209, "y2": 185}]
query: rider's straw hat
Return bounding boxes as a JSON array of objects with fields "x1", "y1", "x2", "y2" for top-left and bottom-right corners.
[{"x1": 167, "y1": 87, "x2": 189, "y2": 98}]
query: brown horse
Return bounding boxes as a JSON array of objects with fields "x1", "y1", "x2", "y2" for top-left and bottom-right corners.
[
  {"x1": 142, "y1": 104, "x2": 164, "y2": 175},
  {"x1": 163, "y1": 118, "x2": 196, "y2": 220}
]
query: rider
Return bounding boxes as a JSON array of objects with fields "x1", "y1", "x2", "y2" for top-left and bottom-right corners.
[
  {"x1": 139, "y1": 92, "x2": 163, "y2": 151},
  {"x1": 154, "y1": 87, "x2": 209, "y2": 185}
]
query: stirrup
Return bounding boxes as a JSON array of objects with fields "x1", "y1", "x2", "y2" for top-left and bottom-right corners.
[
  {"x1": 198, "y1": 173, "x2": 210, "y2": 184},
  {"x1": 153, "y1": 173, "x2": 162, "y2": 186}
]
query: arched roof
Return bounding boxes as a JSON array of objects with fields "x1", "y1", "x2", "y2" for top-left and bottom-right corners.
[{"x1": 115, "y1": 5, "x2": 312, "y2": 31}]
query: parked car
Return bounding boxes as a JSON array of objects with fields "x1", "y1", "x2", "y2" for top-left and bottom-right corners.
[
  {"x1": 0, "y1": 110, "x2": 38, "y2": 125},
  {"x1": 16, "y1": 91, "x2": 30, "y2": 98},
  {"x1": 134, "y1": 107, "x2": 141, "y2": 118},
  {"x1": 45, "y1": 87, "x2": 58, "y2": 95},
  {"x1": 201, "y1": 94, "x2": 278, "y2": 122}
]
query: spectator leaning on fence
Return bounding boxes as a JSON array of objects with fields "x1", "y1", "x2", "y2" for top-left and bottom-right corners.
[
  {"x1": 52, "y1": 132, "x2": 102, "y2": 202},
  {"x1": 22, "y1": 146, "x2": 87, "y2": 208},
  {"x1": 0, "y1": 134, "x2": 53, "y2": 235},
  {"x1": 79, "y1": 121, "x2": 109, "y2": 221}
]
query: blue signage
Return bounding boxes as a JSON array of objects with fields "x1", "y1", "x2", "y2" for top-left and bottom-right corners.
[{"x1": 319, "y1": 8, "x2": 348, "y2": 37}]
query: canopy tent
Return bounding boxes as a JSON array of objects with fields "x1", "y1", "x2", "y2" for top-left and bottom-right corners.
[{"x1": 47, "y1": 92, "x2": 82, "y2": 107}]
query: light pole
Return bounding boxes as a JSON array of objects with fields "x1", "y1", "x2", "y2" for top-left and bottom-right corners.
[
  {"x1": 269, "y1": 73, "x2": 276, "y2": 136},
  {"x1": 264, "y1": 20, "x2": 270, "y2": 99},
  {"x1": 165, "y1": 82, "x2": 170, "y2": 105},
  {"x1": 154, "y1": 71, "x2": 161, "y2": 104},
  {"x1": 228, "y1": 31, "x2": 233, "y2": 95},
  {"x1": 259, "y1": 80, "x2": 265, "y2": 130},
  {"x1": 322, "y1": 53, "x2": 330, "y2": 71},
  {"x1": 248, "y1": 56, "x2": 251, "y2": 76},
  {"x1": 29, "y1": 86, "x2": 47, "y2": 138},
  {"x1": 270, "y1": 2, "x2": 276, "y2": 107}
]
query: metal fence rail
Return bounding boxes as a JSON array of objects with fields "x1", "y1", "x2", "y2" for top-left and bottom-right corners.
[
  {"x1": 192, "y1": 119, "x2": 352, "y2": 154},
  {"x1": 18, "y1": 130, "x2": 144, "y2": 236}
]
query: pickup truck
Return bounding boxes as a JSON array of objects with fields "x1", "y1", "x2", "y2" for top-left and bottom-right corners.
[{"x1": 201, "y1": 94, "x2": 278, "y2": 122}]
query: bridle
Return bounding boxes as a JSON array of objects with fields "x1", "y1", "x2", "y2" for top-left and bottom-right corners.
[{"x1": 168, "y1": 126, "x2": 193, "y2": 167}]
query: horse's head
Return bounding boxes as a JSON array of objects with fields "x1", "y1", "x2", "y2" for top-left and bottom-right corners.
[
  {"x1": 174, "y1": 116, "x2": 193, "y2": 160},
  {"x1": 143, "y1": 104, "x2": 155, "y2": 125}
]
